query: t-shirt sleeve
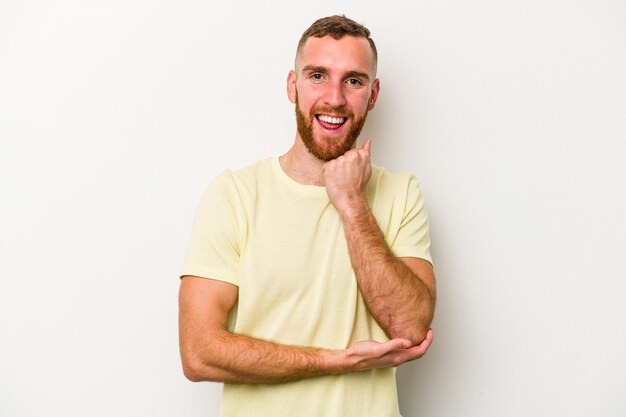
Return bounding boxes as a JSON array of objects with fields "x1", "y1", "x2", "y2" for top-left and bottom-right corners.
[
  {"x1": 390, "y1": 176, "x2": 433, "y2": 266},
  {"x1": 179, "y1": 172, "x2": 243, "y2": 286}
]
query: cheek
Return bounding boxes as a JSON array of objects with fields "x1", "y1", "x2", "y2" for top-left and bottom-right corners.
[
  {"x1": 298, "y1": 84, "x2": 326, "y2": 105},
  {"x1": 352, "y1": 94, "x2": 371, "y2": 114}
]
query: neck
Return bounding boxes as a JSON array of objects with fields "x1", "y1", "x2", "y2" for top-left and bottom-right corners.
[{"x1": 279, "y1": 135, "x2": 326, "y2": 186}]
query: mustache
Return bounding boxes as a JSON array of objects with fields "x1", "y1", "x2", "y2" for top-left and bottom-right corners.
[{"x1": 310, "y1": 105, "x2": 353, "y2": 118}]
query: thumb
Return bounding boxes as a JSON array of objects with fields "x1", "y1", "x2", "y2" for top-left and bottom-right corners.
[{"x1": 362, "y1": 138, "x2": 372, "y2": 155}]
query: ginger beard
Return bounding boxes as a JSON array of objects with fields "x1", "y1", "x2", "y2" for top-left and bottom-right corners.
[{"x1": 295, "y1": 92, "x2": 368, "y2": 162}]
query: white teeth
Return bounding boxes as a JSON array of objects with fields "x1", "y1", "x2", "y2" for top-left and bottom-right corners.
[{"x1": 318, "y1": 115, "x2": 345, "y2": 125}]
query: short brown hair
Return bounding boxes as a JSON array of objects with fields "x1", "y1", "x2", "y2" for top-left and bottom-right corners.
[{"x1": 296, "y1": 15, "x2": 378, "y2": 64}]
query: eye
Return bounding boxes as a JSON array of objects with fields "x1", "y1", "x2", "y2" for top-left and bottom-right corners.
[
  {"x1": 310, "y1": 73, "x2": 324, "y2": 83},
  {"x1": 346, "y1": 78, "x2": 363, "y2": 87}
]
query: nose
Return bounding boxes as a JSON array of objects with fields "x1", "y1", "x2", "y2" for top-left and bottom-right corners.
[{"x1": 323, "y1": 80, "x2": 346, "y2": 108}]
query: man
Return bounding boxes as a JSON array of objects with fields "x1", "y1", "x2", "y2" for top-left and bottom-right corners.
[{"x1": 179, "y1": 15, "x2": 436, "y2": 417}]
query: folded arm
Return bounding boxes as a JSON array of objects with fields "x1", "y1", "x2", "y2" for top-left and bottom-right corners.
[
  {"x1": 178, "y1": 276, "x2": 432, "y2": 384},
  {"x1": 340, "y1": 209, "x2": 436, "y2": 345},
  {"x1": 323, "y1": 139, "x2": 436, "y2": 345}
]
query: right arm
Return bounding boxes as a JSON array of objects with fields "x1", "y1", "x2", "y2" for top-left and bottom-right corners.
[{"x1": 178, "y1": 275, "x2": 433, "y2": 384}]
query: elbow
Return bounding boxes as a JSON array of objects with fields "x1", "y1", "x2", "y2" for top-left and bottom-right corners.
[
  {"x1": 180, "y1": 351, "x2": 225, "y2": 383},
  {"x1": 389, "y1": 325, "x2": 430, "y2": 346},
  {"x1": 179, "y1": 328, "x2": 234, "y2": 383},
  {"x1": 388, "y1": 308, "x2": 434, "y2": 345},
  {"x1": 181, "y1": 355, "x2": 205, "y2": 382},
  {"x1": 182, "y1": 360, "x2": 204, "y2": 383}
]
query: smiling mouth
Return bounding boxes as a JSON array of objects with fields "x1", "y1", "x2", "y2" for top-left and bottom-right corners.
[{"x1": 316, "y1": 114, "x2": 347, "y2": 129}]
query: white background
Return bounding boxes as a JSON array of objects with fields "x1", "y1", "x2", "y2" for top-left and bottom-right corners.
[{"x1": 1, "y1": 1, "x2": 625, "y2": 416}]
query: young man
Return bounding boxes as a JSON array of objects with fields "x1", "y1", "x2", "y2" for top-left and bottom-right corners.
[{"x1": 179, "y1": 15, "x2": 436, "y2": 417}]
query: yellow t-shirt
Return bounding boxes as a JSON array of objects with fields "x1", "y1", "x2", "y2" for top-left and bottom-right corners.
[{"x1": 181, "y1": 157, "x2": 432, "y2": 417}]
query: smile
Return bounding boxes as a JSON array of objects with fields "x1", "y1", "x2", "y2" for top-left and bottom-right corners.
[{"x1": 316, "y1": 114, "x2": 347, "y2": 129}]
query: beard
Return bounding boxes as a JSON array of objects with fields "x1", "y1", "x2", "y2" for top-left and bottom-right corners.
[{"x1": 295, "y1": 93, "x2": 368, "y2": 162}]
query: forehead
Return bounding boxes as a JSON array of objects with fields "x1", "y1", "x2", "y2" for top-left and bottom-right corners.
[{"x1": 296, "y1": 35, "x2": 376, "y2": 76}]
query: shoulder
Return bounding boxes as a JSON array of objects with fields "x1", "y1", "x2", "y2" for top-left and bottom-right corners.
[
  {"x1": 368, "y1": 164, "x2": 420, "y2": 196},
  {"x1": 208, "y1": 158, "x2": 273, "y2": 196},
  {"x1": 230, "y1": 158, "x2": 273, "y2": 182}
]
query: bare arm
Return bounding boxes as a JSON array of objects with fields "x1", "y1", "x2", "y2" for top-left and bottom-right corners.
[
  {"x1": 323, "y1": 139, "x2": 436, "y2": 345},
  {"x1": 179, "y1": 275, "x2": 433, "y2": 384}
]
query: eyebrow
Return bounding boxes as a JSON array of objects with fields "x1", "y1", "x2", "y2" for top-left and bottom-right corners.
[
  {"x1": 302, "y1": 65, "x2": 371, "y2": 82},
  {"x1": 344, "y1": 70, "x2": 371, "y2": 82},
  {"x1": 302, "y1": 65, "x2": 328, "y2": 74}
]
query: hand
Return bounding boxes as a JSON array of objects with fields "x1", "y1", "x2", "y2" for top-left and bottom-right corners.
[
  {"x1": 323, "y1": 139, "x2": 373, "y2": 213},
  {"x1": 345, "y1": 329, "x2": 434, "y2": 371}
]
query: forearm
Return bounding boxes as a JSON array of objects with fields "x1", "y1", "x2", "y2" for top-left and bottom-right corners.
[
  {"x1": 182, "y1": 327, "x2": 431, "y2": 384},
  {"x1": 182, "y1": 329, "x2": 343, "y2": 384},
  {"x1": 339, "y1": 196, "x2": 435, "y2": 344}
]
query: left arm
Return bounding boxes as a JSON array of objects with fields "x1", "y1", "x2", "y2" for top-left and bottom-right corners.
[{"x1": 323, "y1": 139, "x2": 436, "y2": 345}]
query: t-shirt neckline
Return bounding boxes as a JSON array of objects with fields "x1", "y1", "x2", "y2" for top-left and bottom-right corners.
[{"x1": 270, "y1": 157, "x2": 329, "y2": 198}]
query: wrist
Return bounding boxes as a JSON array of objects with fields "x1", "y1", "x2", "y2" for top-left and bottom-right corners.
[
  {"x1": 336, "y1": 194, "x2": 370, "y2": 222},
  {"x1": 319, "y1": 348, "x2": 351, "y2": 374}
]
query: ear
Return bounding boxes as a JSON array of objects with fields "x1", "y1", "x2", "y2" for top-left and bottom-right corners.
[
  {"x1": 287, "y1": 70, "x2": 297, "y2": 103},
  {"x1": 367, "y1": 78, "x2": 380, "y2": 111}
]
